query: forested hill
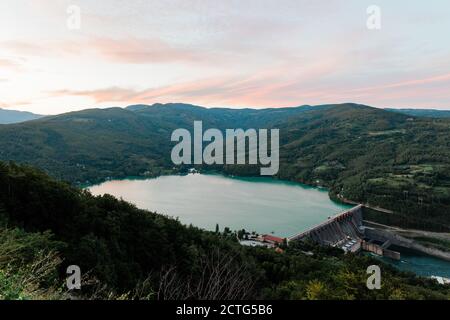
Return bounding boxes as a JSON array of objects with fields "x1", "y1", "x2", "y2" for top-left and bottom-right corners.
[
  {"x1": 386, "y1": 108, "x2": 450, "y2": 118},
  {"x1": 0, "y1": 103, "x2": 449, "y2": 231}
]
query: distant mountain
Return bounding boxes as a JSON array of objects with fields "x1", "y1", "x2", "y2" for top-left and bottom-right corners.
[
  {"x1": 386, "y1": 108, "x2": 450, "y2": 118},
  {"x1": 0, "y1": 102, "x2": 449, "y2": 231},
  {"x1": 0, "y1": 108, "x2": 44, "y2": 124}
]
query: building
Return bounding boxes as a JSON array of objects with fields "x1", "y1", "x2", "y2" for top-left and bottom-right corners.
[{"x1": 261, "y1": 234, "x2": 285, "y2": 246}]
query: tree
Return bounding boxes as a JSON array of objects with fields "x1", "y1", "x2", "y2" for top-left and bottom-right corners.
[{"x1": 306, "y1": 280, "x2": 329, "y2": 300}]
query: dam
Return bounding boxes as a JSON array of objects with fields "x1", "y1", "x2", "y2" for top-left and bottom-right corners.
[{"x1": 288, "y1": 205, "x2": 401, "y2": 259}]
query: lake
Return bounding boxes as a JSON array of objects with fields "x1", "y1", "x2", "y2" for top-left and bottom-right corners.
[
  {"x1": 88, "y1": 173, "x2": 450, "y2": 278},
  {"x1": 88, "y1": 173, "x2": 352, "y2": 238}
]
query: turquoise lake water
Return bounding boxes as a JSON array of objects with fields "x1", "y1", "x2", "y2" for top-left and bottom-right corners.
[
  {"x1": 88, "y1": 173, "x2": 351, "y2": 238},
  {"x1": 88, "y1": 173, "x2": 450, "y2": 278},
  {"x1": 375, "y1": 250, "x2": 450, "y2": 278}
]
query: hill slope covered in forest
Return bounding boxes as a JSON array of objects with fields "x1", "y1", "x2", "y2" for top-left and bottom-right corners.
[{"x1": 0, "y1": 103, "x2": 449, "y2": 231}]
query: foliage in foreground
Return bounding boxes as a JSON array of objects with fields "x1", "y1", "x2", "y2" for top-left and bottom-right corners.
[{"x1": 0, "y1": 227, "x2": 65, "y2": 300}]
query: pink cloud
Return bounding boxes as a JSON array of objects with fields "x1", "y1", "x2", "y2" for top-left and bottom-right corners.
[
  {"x1": 0, "y1": 41, "x2": 48, "y2": 56},
  {"x1": 48, "y1": 67, "x2": 450, "y2": 109},
  {"x1": 0, "y1": 37, "x2": 213, "y2": 66},
  {"x1": 0, "y1": 100, "x2": 31, "y2": 108},
  {"x1": 87, "y1": 37, "x2": 201, "y2": 64},
  {"x1": 0, "y1": 57, "x2": 22, "y2": 70},
  {"x1": 347, "y1": 73, "x2": 450, "y2": 93},
  {"x1": 48, "y1": 74, "x2": 341, "y2": 108},
  {"x1": 51, "y1": 87, "x2": 140, "y2": 103}
]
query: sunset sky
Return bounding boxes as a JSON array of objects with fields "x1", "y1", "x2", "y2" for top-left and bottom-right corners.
[{"x1": 1, "y1": 0, "x2": 450, "y2": 114}]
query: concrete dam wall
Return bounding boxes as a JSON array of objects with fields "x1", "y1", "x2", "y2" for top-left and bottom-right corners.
[
  {"x1": 289, "y1": 204, "x2": 450, "y2": 262},
  {"x1": 288, "y1": 205, "x2": 401, "y2": 259},
  {"x1": 288, "y1": 205, "x2": 364, "y2": 252}
]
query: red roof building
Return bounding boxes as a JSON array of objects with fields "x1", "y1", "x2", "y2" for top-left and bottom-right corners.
[{"x1": 262, "y1": 234, "x2": 285, "y2": 245}]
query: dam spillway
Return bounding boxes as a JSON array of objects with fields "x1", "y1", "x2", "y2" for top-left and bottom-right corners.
[
  {"x1": 288, "y1": 205, "x2": 401, "y2": 259},
  {"x1": 288, "y1": 205, "x2": 364, "y2": 252}
]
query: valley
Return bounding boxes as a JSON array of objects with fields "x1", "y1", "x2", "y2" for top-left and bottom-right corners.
[{"x1": 0, "y1": 103, "x2": 449, "y2": 232}]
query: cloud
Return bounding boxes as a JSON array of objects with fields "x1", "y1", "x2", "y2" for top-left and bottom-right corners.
[
  {"x1": 87, "y1": 37, "x2": 201, "y2": 64},
  {"x1": 0, "y1": 100, "x2": 31, "y2": 109},
  {"x1": 51, "y1": 87, "x2": 140, "y2": 103},
  {"x1": 48, "y1": 71, "x2": 342, "y2": 108},
  {"x1": 348, "y1": 73, "x2": 450, "y2": 92},
  {"x1": 0, "y1": 56, "x2": 30, "y2": 75},
  {"x1": 0, "y1": 41, "x2": 48, "y2": 56},
  {"x1": 49, "y1": 67, "x2": 450, "y2": 109},
  {"x1": 0, "y1": 37, "x2": 211, "y2": 66},
  {"x1": 0, "y1": 57, "x2": 23, "y2": 71},
  {"x1": 0, "y1": 40, "x2": 83, "y2": 60},
  {"x1": 3, "y1": 1, "x2": 450, "y2": 111}
]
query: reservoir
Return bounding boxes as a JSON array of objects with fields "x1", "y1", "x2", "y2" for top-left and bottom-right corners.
[
  {"x1": 88, "y1": 173, "x2": 351, "y2": 238},
  {"x1": 88, "y1": 173, "x2": 450, "y2": 278}
]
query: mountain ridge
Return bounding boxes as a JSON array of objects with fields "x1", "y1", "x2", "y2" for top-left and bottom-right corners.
[
  {"x1": 0, "y1": 108, "x2": 45, "y2": 124},
  {"x1": 0, "y1": 103, "x2": 449, "y2": 231},
  {"x1": 386, "y1": 108, "x2": 450, "y2": 118}
]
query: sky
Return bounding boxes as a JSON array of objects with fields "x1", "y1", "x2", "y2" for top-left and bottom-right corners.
[{"x1": 1, "y1": 0, "x2": 449, "y2": 115}]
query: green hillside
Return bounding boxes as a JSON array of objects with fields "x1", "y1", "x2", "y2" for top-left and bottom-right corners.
[{"x1": 0, "y1": 103, "x2": 449, "y2": 231}]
